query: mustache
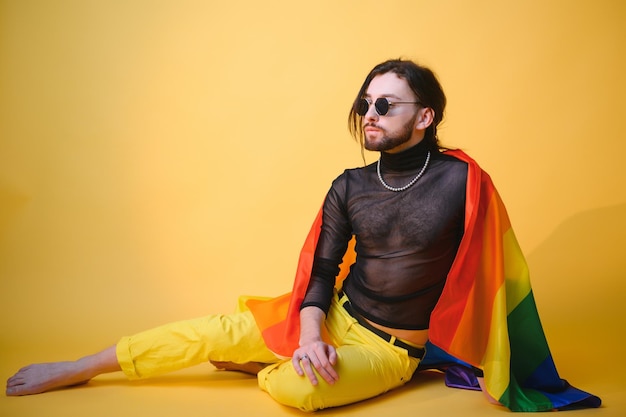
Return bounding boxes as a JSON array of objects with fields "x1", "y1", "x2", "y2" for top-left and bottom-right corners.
[{"x1": 363, "y1": 123, "x2": 382, "y2": 130}]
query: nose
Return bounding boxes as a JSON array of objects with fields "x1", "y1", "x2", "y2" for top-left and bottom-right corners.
[{"x1": 364, "y1": 103, "x2": 379, "y2": 120}]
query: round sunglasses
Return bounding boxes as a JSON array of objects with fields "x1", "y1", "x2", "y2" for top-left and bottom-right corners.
[{"x1": 356, "y1": 97, "x2": 421, "y2": 116}]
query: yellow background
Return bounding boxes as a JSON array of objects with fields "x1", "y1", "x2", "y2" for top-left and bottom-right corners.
[{"x1": 1, "y1": 1, "x2": 624, "y2": 416}]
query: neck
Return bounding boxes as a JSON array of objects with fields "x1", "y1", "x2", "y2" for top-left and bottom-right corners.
[{"x1": 380, "y1": 140, "x2": 431, "y2": 172}]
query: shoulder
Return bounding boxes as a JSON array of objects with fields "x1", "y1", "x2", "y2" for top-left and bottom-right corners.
[
  {"x1": 439, "y1": 148, "x2": 487, "y2": 171},
  {"x1": 332, "y1": 163, "x2": 376, "y2": 184},
  {"x1": 430, "y1": 150, "x2": 469, "y2": 178},
  {"x1": 325, "y1": 164, "x2": 376, "y2": 201},
  {"x1": 433, "y1": 150, "x2": 469, "y2": 166}
]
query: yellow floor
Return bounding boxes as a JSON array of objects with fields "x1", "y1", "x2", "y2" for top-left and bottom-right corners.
[
  {"x1": 2, "y1": 206, "x2": 625, "y2": 416},
  {"x1": 1, "y1": 325, "x2": 623, "y2": 417}
]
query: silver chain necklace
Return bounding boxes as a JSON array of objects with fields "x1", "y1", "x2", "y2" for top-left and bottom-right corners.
[{"x1": 376, "y1": 151, "x2": 431, "y2": 192}]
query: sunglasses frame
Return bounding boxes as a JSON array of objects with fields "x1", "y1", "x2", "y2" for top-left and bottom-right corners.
[{"x1": 356, "y1": 97, "x2": 421, "y2": 116}]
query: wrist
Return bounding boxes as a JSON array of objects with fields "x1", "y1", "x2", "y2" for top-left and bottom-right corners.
[{"x1": 299, "y1": 334, "x2": 323, "y2": 346}]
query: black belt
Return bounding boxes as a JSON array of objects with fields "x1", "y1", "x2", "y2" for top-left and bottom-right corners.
[{"x1": 338, "y1": 291, "x2": 426, "y2": 359}]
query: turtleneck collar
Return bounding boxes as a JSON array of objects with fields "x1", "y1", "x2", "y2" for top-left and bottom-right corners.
[{"x1": 379, "y1": 139, "x2": 431, "y2": 172}]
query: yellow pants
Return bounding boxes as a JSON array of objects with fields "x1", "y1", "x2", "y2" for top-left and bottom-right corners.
[{"x1": 116, "y1": 292, "x2": 421, "y2": 411}]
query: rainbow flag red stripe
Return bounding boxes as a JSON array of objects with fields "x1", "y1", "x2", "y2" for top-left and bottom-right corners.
[{"x1": 247, "y1": 150, "x2": 600, "y2": 411}]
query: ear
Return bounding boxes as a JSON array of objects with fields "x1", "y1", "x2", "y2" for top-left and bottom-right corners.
[{"x1": 415, "y1": 107, "x2": 435, "y2": 130}]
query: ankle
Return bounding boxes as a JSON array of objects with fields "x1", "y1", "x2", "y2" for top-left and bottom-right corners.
[{"x1": 76, "y1": 347, "x2": 121, "y2": 379}]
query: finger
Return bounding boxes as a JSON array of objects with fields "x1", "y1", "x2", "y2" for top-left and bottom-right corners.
[
  {"x1": 292, "y1": 353, "x2": 317, "y2": 382},
  {"x1": 314, "y1": 364, "x2": 337, "y2": 385},
  {"x1": 316, "y1": 360, "x2": 339, "y2": 384},
  {"x1": 300, "y1": 357, "x2": 319, "y2": 386},
  {"x1": 291, "y1": 356, "x2": 304, "y2": 376},
  {"x1": 303, "y1": 361, "x2": 317, "y2": 385},
  {"x1": 327, "y1": 345, "x2": 338, "y2": 366},
  {"x1": 307, "y1": 352, "x2": 338, "y2": 385}
]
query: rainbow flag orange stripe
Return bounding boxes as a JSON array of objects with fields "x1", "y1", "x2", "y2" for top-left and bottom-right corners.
[{"x1": 248, "y1": 150, "x2": 600, "y2": 411}]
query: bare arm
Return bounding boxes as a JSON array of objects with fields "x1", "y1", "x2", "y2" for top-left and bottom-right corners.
[{"x1": 291, "y1": 306, "x2": 339, "y2": 386}]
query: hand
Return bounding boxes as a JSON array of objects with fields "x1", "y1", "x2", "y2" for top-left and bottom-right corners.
[{"x1": 292, "y1": 340, "x2": 339, "y2": 386}]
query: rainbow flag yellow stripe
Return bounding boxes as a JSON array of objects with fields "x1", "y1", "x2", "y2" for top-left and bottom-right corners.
[{"x1": 248, "y1": 150, "x2": 600, "y2": 411}]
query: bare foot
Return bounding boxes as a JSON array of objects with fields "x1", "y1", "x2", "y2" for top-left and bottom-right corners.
[
  {"x1": 6, "y1": 362, "x2": 92, "y2": 396},
  {"x1": 6, "y1": 346, "x2": 120, "y2": 396},
  {"x1": 210, "y1": 361, "x2": 268, "y2": 376}
]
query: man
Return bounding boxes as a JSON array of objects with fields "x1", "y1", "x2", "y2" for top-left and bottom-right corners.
[{"x1": 5, "y1": 59, "x2": 599, "y2": 412}]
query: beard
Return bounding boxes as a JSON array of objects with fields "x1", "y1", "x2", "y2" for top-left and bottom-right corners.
[{"x1": 363, "y1": 114, "x2": 417, "y2": 152}]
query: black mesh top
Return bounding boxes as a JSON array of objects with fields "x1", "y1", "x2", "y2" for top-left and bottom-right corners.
[{"x1": 301, "y1": 140, "x2": 468, "y2": 330}]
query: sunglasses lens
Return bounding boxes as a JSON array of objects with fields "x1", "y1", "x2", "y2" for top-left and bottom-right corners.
[
  {"x1": 356, "y1": 99, "x2": 369, "y2": 116},
  {"x1": 356, "y1": 98, "x2": 391, "y2": 116},
  {"x1": 374, "y1": 98, "x2": 390, "y2": 115}
]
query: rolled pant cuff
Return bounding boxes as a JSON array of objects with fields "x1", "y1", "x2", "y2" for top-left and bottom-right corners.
[{"x1": 115, "y1": 337, "x2": 140, "y2": 380}]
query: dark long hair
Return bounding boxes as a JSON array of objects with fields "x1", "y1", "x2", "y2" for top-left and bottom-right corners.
[{"x1": 348, "y1": 59, "x2": 447, "y2": 154}]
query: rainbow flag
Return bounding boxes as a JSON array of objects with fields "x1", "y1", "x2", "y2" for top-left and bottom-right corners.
[{"x1": 247, "y1": 150, "x2": 601, "y2": 411}]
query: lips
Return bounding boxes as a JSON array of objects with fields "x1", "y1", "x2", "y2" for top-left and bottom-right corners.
[{"x1": 364, "y1": 125, "x2": 382, "y2": 133}]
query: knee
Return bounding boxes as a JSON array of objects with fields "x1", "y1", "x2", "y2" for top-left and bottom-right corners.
[{"x1": 258, "y1": 362, "x2": 326, "y2": 412}]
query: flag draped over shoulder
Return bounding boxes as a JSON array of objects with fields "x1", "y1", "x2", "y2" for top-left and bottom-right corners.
[{"x1": 246, "y1": 150, "x2": 601, "y2": 412}]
